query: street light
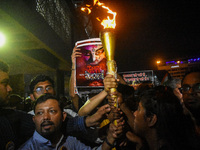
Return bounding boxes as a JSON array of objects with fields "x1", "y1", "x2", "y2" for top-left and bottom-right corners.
[
  {"x1": 0, "y1": 32, "x2": 6, "y2": 47},
  {"x1": 156, "y1": 60, "x2": 161, "y2": 65}
]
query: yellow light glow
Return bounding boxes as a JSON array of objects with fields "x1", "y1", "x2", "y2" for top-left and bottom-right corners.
[
  {"x1": 156, "y1": 60, "x2": 161, "y2": 64},
  {"x1": 177, "y1": 61, "x2": 180, "y2": 63},
  {"x1": 0, "y1": 32, "x2": 6, "y2": 47}
]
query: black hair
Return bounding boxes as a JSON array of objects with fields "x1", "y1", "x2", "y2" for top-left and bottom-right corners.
[
  {"x1": 117, "y1": 83, "x2": 134, "y2": 100},
  {"x1": 29, "y1": 75, "x2": 54, "y2": 93},
  {"x1": 0, "y1": 59, "x2": 9, "y2": 73},
  {"x1": 33, "y1": 93, "x2": 64, "y2": 113},
  {"x1": 117, "y1": 83, "x2": 137, "y2": 111},
  {"x1": 135, "y1": 82, "x2": 153, "y2": 97},
  {"x1": 9, "y1": 94, "x2": 23, "y2": 107},
  {"x1": 140, "y1": 86, "x2": 198, "y2": 149}
]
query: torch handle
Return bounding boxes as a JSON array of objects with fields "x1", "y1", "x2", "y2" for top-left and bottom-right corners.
[
  {"x1": 106, "y1": 60, "x2": 118, "y2": 126},
  {"x1": 110, "y1": 87, "x2": 118, "y2": 108},
  {"x1": 110, "y1": 88, "x2": 118, "y2": 126},
  {"x1": 106, "y1": 60, "x2": 118, "y2": 107}
]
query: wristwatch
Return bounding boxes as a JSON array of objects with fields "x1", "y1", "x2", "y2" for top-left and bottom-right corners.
[{"x1": 105, "y1": 138, "x2": 116, "y2": 148}]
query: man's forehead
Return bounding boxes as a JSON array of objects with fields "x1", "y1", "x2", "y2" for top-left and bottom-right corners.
[
  {"x1": 35, "y1": 99, "x2": 59, "y2": 109},
  {"x1": 35, "y1": 80, "x2": 52, "y2": 87},
  {"x1": 183, "y1": 72, "x2": 200, "y2": 85}
]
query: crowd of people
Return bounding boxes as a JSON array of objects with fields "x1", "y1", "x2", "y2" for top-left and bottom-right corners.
[{"x1": 0, "y1": 46, "x2": 200, "y2": 150}]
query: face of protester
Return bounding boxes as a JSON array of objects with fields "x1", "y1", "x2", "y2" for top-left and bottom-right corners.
[
  {"x1": 133, "y1": 102, "x2": 149, "y2": 137},
  {"x1": 30, "y1": 80, "x2": 55, "y2": 101},
  {"x1": 133, "y1": 101, "x2": 157, "y2": 137},
  {"x1": 182, "y1": 72, "x2": 200, "y2": 114},
  {"x1": 0, "y1": 71, "x2": 12, "y2": 106},
  {"x1": 33, "y1": 99, "x2": 67, "y2": 139}
]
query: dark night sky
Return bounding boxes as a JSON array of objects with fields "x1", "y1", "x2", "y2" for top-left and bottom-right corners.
[{"x1": 100, "y1": 0, "x2": 200, "y2": 72}]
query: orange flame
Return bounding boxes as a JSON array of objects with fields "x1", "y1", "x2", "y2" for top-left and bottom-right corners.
[
  {"x1": 81, "y1": 0, "x2": 117, "y2": 29},
  {"x1": 100, "y1": 5, "x2": 116, "y2": 29}
]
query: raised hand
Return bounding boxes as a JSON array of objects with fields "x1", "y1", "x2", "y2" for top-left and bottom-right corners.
[{"x1": 71, "y1": 46, "x2": 82, "y2": 67}]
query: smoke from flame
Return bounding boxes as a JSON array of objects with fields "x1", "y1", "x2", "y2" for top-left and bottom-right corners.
[{"x1": 81, "y1": 0, "x2": 117, "y2": 29}]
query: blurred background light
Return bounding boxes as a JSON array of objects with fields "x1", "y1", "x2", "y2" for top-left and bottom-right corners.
[
  {"x1": 0, "y1": 32, "x2": 6, "y2": 47},
  {"x1": 156, "y1": 60, "x2": 161, "y2": 64}
]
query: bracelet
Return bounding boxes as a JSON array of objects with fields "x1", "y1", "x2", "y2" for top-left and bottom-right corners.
[
  {"x1": 71, "y1": 68, "x2": 75, "y2": 70},
  {"x1": 105, "y1": 138, "x2": 116, "y2": 148}
]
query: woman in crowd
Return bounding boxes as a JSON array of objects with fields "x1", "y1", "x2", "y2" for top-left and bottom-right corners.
[{"x1": 128, "y1": 86, "x2": 199, "y2": 150}]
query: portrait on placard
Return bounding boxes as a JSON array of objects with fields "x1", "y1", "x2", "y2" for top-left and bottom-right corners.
[{"x1": 75, "y1": 38, "x2": 107, "y2": 88}]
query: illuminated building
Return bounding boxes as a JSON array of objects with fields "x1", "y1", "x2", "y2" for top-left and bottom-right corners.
[{"x1": 157, "y1": 57, "x2": 200, "y2": 79}]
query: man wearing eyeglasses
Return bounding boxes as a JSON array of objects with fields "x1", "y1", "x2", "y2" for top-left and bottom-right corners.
[
  {"x1": 28, "y1": 75, "x2": 56, "y2": 115},
  {"x1": 182, "y1": 71, "x2": 200, "y2": 134},
  {"x1": 29, "y1": 75, "x2": 55, "y2": 101}
]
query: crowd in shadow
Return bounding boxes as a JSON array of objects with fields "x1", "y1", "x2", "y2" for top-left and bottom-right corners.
[{"x1": 1, "y1": 52, "x2": 200, "y2": 150}]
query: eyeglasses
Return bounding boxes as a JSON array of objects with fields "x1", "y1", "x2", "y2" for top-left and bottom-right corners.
[
  {"x1": 181, "y1": 83, "x2": 200, "y2": 93},
  {"x1": 34, "y1": 86, "x2": 53, "y2": 95}
]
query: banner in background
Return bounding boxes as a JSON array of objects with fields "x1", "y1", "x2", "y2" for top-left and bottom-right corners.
[{"x1": 118, "y1": 70, "x2": 154, "y2": 87}]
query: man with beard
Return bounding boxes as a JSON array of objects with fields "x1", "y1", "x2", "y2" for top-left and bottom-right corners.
[
  {"x1": 19, "y1": 94, "x2": 124, "y2": 150},
  {"x1": 182, "y1": 71, "x2": 200, "y2": 134},
  {"x1": 0, "y1": 61, "x2": 12, "y2": 106}
]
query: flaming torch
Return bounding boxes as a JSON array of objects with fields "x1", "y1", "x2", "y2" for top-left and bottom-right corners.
[
  {"x1": 99, "y1": 9, "x2": 117, "y2": 108},
  {"x1": 81, "y1": 0, "x2": 118, "y2": 124}
]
